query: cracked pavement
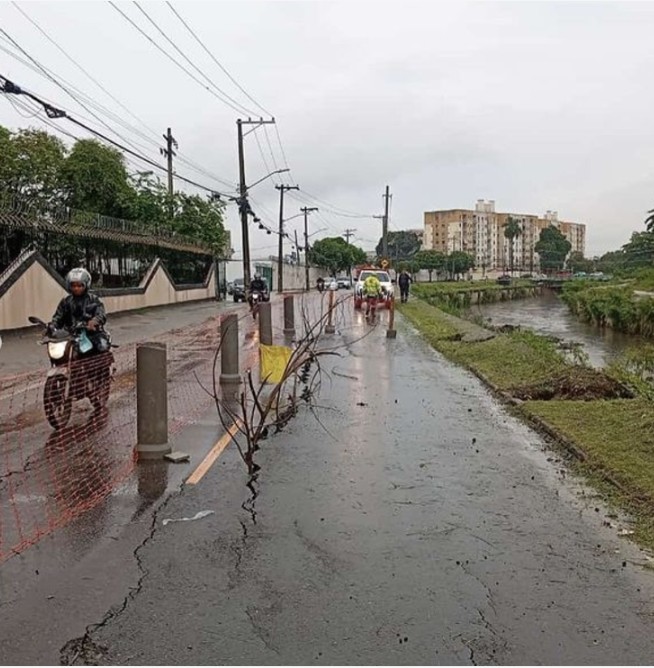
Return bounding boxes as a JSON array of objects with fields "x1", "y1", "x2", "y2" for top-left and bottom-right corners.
[
  {"x1": 70, "y1": 313, "x2": 654, "y2": 664},
  {"x1": 4, "y1": 305, "x2": 654, "y2": 664}
]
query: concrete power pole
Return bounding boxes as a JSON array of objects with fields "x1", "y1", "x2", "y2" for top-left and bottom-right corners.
[
  {"x1": 236, "y1": 119, "x2": 251, "y2": 289},
  {"x1": 275, "y1": 184, "x2": 299, "y2": 293},
  {"x1": 382, "y1": 185, "x2": 391, "y2": 260},
  {"x1": 161, "y1": 127, "x2": 178, "y2": 219},
  {"x1": 236, "y1": 118, "x2": 276, "y2": 288},
  {"x1": 302, "y1": 206, "x2": 318, "y2": 291},
  {"x1": 343, "y1": 228, "x2": 356, "y2": 245}
]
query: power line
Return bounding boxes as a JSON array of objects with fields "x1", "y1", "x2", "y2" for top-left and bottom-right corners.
[
  {"x1": 0, "y1": 26, "x2": 152, "y2": 159},
  {"x1": 0, "y1": 31, "x2": 237, "y2": 190},
  {"x1": 0, "y1": 73, "x2": 233, "y2": 199},
  {"x1": 165, "y1": 1, "x2": 273, "y2": 118},
  {"x1": 110, "y1": 1, "x2": 253, "y2": 117},
  {"x1": 263, "y1": 124, "x2": 282, "y2": 175},
  {"x1": 11, "y1": 2, "x2": 161, "y2": 143},
  {"x1": 133, "y1": 0, "x2": 259, "y2": 118},
  {"x1": 291, "y1": 189, "x2": 374, "y2": 218}
]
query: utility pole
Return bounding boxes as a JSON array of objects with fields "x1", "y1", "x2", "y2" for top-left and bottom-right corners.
[
  {"x1": 236, "y1": 118, "x2": 276, "y2": 288},
  {"x1": 382, "y1": 185, "x2": 391, "y2": 260},
  {"x1": 161, "y1": 127, "x2": 177, "y2": 219},
  {"x1": 343, "y1": 228, "x2": 356, "y2": 245},
  {"x1": 275, "y1": 184, "x2": 299, "y2": 293},
  {"x1": 302, "y1": 206, "x2": 318, "y2": 291}
]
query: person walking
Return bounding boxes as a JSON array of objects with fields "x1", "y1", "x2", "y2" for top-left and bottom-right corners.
[{"x1": 398, "y1": 269, "x2": 412, "y2": 303}]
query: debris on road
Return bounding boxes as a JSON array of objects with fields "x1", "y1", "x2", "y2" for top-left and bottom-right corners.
[{"x1": 162, "y1": 510, "x2": 214, "y2": 526}]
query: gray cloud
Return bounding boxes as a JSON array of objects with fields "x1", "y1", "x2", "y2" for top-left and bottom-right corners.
[{"x1": 1, "y1": 1, "x2": 653, "y2": 257}]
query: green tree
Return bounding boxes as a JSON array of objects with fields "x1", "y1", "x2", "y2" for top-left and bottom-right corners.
[
  {"x1": 568, "y1": 251, "x2": 595, "y2": 274},
  {"x1": 375, "y1": 230, "x2": 421, "y2": 263},
  {"x1": 595, "y1": 250, "x2": 625, "y2": 274},
  {"x1": 535, "y1": 225, "x2": 572, "y2": 273},
  {"x1": 415, "y1": 249, "x2": 446, "y2": 282},
  {"x1": 310, "y1": 237, "x2": 366, "y2": 275},
  {"x1": 646, "y1": 209, "x2": 654, "y2": 232},
  {"x1": 503, "y1": 216, "x2": 522, "y2": 275},
  {"x1": 0, "y1": 126, "x2": 66, "y2": 208},
  {"x1": 622, "y1": 231, "x2": 654, "y2": 270},
  {"x1": 447, "y1": 251, "x2": 474, "y2": 279},
  {"x1": 60, "y1": 139, "x2": 133, "y2": 217},
  {"x1": 173, "y1": 192, "x2": 226, "y2": 254}
]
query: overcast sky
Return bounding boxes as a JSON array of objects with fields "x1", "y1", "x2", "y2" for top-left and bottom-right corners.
[{"x1": 1, "y1": 0, "x2": 653, "y2": 257}]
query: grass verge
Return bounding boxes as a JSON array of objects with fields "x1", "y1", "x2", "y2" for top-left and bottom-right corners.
[{"x1": 400, "y1": 298, "x2": 654, "y2": 552}]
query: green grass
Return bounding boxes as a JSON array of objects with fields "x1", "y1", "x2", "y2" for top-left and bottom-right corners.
[
  {"x1": 400, "y1": 299, "x2": 566, "y2": 390},
  {"x1": 525, "y1": 399, "x2": 654, "y2": 500},
  {"x1": 401, "y1": 297, "x2": 654, "y2": 553},
  {"x1": 399, "y1": 300, "x2": 461, "y2": 341}
]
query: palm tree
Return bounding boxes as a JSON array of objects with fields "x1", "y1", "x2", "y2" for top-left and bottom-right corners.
[
  {"x1": 646, "y1": 209, "x2": 654, "y2": 232},
  {"x1": 503, "y1": 216, "x2": 522, "y2": 276}
]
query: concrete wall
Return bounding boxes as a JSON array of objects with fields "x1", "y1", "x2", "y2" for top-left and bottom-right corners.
[
  {"x1": 0, "y1": 252, "x2": 216, "y2": 332},
  {"x1": 271, "y1": 264, "x2": 322, "y2": 292}
]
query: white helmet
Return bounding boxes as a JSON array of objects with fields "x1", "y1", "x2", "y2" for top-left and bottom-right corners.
[{"x1": 65, "y1": 267, "x2": 92, "y2": 292}]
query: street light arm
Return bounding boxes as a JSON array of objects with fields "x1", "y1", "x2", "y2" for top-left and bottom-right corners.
[{"x1": 246, "y1": 168, "x2": 289, "y2": 191}]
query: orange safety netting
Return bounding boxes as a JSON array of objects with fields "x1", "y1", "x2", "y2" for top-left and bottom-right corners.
[{"x1": 0, "y1": 313, "x2": 243, "y2": 564}]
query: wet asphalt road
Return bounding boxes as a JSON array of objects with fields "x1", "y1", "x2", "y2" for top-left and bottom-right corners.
[
  {"x1": 59, "y1": 307, "x2": 654, "y2": 665},
  {"x1": 0, "y1": 300, "x2": 237, "y2": 377}
]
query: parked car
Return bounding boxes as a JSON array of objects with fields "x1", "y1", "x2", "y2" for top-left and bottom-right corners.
[
  {"x1": 232, "y1": 278, "x2": 246, "y2": 302},
  {"x1": 336, "y1": 276, "x2": 352, "y2": 289},
  {"x1": 496, "y1": 274, "x2": 512, "y2": 286}
]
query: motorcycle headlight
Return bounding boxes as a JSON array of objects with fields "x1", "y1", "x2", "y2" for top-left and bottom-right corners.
[{"x1": 48, "y1": 340, "x2": 68, "y2": 360}]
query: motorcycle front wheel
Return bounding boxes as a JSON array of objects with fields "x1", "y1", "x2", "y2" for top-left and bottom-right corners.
[{"x1": 44, "y1": 375, "x2": 72, "y2": 430}]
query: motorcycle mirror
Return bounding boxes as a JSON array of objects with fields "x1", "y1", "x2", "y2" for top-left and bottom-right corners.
[{"x1": 28, "y1": 316, "x2": 45, "y2": 325}]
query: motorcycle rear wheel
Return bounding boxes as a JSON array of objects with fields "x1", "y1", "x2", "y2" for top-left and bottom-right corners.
[
  {"x1": 90, "y1": 366, "x2": 111, "y2": 411},
  {"x1": 44, "y1": 375, "x2": 72, "y2": 430}
]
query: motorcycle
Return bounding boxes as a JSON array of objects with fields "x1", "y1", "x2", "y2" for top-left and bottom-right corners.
[
  {"x1": 28, "y1": 316, "x2": 115, "y2": 430},
  {"x1": 250, "y1": 291, "x2": 262, "y2": 320}
]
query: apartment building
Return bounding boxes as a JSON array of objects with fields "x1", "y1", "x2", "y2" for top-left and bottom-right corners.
[{"x1": 423, "y1": 200, "x2": 586, "y2": 272}]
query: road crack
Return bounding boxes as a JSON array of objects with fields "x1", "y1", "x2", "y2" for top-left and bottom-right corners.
[{"x1": 59, "y1": 488, "x2": 182, "y2": 665}]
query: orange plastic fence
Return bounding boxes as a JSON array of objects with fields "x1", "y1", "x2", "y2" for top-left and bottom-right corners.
[{"x1": 0, "y1": 313, "x2": 237, "y2": 564}]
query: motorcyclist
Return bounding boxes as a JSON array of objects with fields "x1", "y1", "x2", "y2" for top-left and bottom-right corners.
[
  {"x1": 49, "y1": 267, "x2": 110, "y2": 354},
  {"x1": 316, "y1": 277, "x2": 325, "y2": 292},
  {"x1": 362, "y1": 273, "x2": 382, "y2": 316},
  {"x1": 248, "y1": 273, "x2": 268, "y2": 307}
]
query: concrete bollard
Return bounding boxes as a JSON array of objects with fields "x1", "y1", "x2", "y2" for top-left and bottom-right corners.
[
  {"x1": 259, "y1": 301, "x2": 273, "y2": 345},
  {"x1": 283, "y1": 294, "x2": 295, "y2": 339},
  {"x1": 325, "y1": 288, "x2": 336, "y2": 334},
  {"x1": 220, "y1": 313, "x2": 241, "y2": 399},
  {"x1": 386, "y1": 295, "x2": 397, "y2": 339},
  {"x1": 136, "y1": 342, "x2": 171, "y2": 460}
]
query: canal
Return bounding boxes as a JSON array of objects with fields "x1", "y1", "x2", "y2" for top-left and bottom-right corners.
[{"x1": 466, "y1": 289, "x2": 643, "y2": 368}]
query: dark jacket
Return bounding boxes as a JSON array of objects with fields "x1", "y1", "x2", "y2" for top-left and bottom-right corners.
[
  {"x1": 250, "y1": 279, "x2": 267, "y2": 294},
  {"x1": 50, "y1": 291, "x2": 107, "y2": 332},
  {"x1": 398, "y1": 272, "x2": 412, "y2": 288}
]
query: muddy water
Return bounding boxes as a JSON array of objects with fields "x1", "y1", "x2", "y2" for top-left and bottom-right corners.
[{"x1": 466, "y1": 289, "x2": 645, "y2": 368}]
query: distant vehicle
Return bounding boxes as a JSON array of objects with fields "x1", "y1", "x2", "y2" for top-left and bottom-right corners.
[
  {"x1": 497, "y1": 274, "x2": 512, "y2": 286},
  {"x1": 326, "y1": 277, "x2": 338, "y2": 291},
  {"x1": 336, "y1": 276, "x2": 352, "y2": 289},
  {"x1": 227, "y1": 281, "x2": 234, "y2": 295},
  {"x1": 232, "y1": 278, "x2": 246, "y2": 302},
  {"x1": 354, "y1": 269, "x2": 393, "y2": 310}
]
